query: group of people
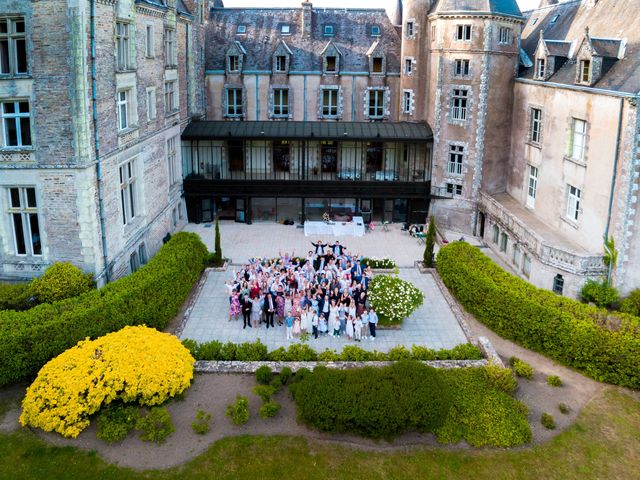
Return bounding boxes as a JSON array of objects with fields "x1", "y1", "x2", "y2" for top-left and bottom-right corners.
[{"x1": 225, "y1": 240, "x2": 380, "y2": 341}]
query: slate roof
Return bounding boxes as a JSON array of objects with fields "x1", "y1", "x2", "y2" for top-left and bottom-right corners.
[
  {"x1": 520, "y1": 0, "x2": 639, "y2": 93},
  {"x1": 206, "y1": 7, "x2": 401, "y2": 73},
  {"x1": 430, "y1": 0, "x2": 522, "y2": 18},
  {"x1": 544, "y1": 40, "x2": 572, "y2": 57}
]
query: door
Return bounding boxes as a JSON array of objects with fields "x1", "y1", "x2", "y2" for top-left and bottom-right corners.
[
  {"x1": 202, "y1": 199, "x2": 213, "y2": 223},
  {"x1": 527, "y1": 165, "x2": 538, "y2": 208},
  {"x1": 235, "y1": 198, "x2": 246, "y2": 223},
  {"x1": 383, "y1": 199, "x2": 394, "y2": 222},
  {"x1": 478, "y1": 212, "x2": 485, "y2": 238},
  {"x1": 360, "y1": 199, "x2": 372, "y2": 224}
]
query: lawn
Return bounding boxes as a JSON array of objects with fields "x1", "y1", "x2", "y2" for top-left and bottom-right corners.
[{"x1": 0, "y1": 387, "x2": 638, "y2": 480}]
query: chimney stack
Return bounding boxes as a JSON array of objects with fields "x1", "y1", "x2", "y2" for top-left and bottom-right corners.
[{"x1": 302, "y1": 2, "x2": 313, "y2": 38}]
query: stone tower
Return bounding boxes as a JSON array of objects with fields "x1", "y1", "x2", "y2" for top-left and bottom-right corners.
[{"x1": 425, "y1": 0, "x2": 523, "y2": 233}]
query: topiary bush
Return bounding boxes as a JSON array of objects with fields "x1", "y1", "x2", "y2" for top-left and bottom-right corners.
[
  {"x1": 388, "y1": 345, "x2": 412, "y2": 361},
  {"x1": 235, "y1": 339, "x2": 268, "y2": 361},
  {"x1": 424, "y1": 216, "x2": 436, "y2": 267},
  {"x1": 278, "y1": 366, "x2": 293, "y2": 385},
  {"x1": 338, "y1": 345, "x2": 376, "y2": 361},
  {"x1": 540, "y1": 412, "x2": 556, "y2": 430},
  {"x1": 226, "y1": 395, "x2": 250, "y2": 426},
  {"x1": 256, "y1": 365, "x2": 273, "y2": 385},
  {"x1": 191, "y1": 409, "x2": 212, "y2": 435},
  {"x1": 137, "y1": 407, "x2": 175, "y2": 443},
  {"x1": 19, "y1": 326, "x2": 194, "y2": 438},
  {"x1": 580, "y1": 279, "x2": 620, "y2": 309},
  {"x1": 30, "y1": 262, "x2": 94, "y2": 304},
  {"x1": 0, "y1": 232, "x2": 207, "y2": 387},
  {"x1": 96, "y1": 403, "x2": 140, "y2": 443},
  {"x1": 252, "y1": 385, "x2": 277, "y2": 402},
  {"x1": 436, "y1": 241, "x2": 640, "y2": 390},
  {"x1": 510, "y1": 357, "x2": 534, "y2": 379},
  {"x1": 259, "y1": 401, "x2": 281, "y2": 419},
  {"x1": 368, "y1": 275, "x2": 424, "y2": 326},
  {"x1": 219, "y1": 342, "x2": 237, "y2": 361},
  {"x1": 547, "y1": 375, "x2": 562, "y2": 387}
]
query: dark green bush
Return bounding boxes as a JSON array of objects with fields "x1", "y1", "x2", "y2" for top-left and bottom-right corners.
[
  {"x1": 447, "y1": 343, "x2": 484, "y2": 360},
  {"x1": 259, "y1": 401, "x2": 281, "y2": 419},
  {"x1": 278, "y1": 366, "x2": 293, "y2": 385},
  {"x1": 339, "y1": 345, "x2": 376, "y2": 361},
  {"x1": 483, "y1": 363, "x2": 517, "y2": 394},
  {"x1": 387, "y1": 345, "x2": 412, "y2": 361},
  {"x1": 0, "y1": 232, "x2": 208, "y2": 386},
  {"x1": 410, "y1": 345, "x2": 437, "y2": 360},
  {"x1": 510, "y1": 357, "x2": 534, "y2": 379},
  {"x1": 219, "y1": 342, "x2": 237, "y2": 361},
  {"x1": 252, "y1": 385, "x2": 277, "y2": 402},
  {"x1": 547, "y1": 375, "x2": 562, "y2": 387},
  {"x1": 620, "y1": 289, "x2": 640, "y2": 316},
  {"x1": 226, "y1": 395, "x2": 250, "y2": 426},
  {"x1": 436, "y1": 242, "x2": 640, "y2": 389},
  {"x1": 136, "y1": 407, "x2": 175, "y2": 444},
  {"x1": 256, "y1": 365, "x2": 273, "y2": 385},
  {"x1": 541, "y1": 412, "x2": 556, "y2": 430},
  {"x1": 317, "y1": 349, "x2": 339, "y2": 361},
  {"x1": 284, "y1": 343, "x2": 318, "y2": 361},
  {"x1": 181, "y1": 339, "x2": 199, "y2": 358},
  {"x1": 197, "y1": 340, "x2": 223, "y2": 360},
  {"x1": 191, "y1": 410, "x2": 212, "y2": 435},
  {"x1": 96, "y1": 403, "x2": 140, "y2": 443},
  {"x1": 0, "y1": 282, "x2": 34, "y2": 311},
  {"x1": 558, "y1": 403, "x2": 570, "y2": 415},
  {"x1": 235, "y1": 340, "x2": 268, "y2": 361},
  {"x1": 424, "y1": 216, "x2": 436, "y2": 267},
  {"x1": 580, "y1": 279, "x2": 620, "y2": 308}
]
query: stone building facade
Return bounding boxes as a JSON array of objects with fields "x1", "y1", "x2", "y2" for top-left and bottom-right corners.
[{"x1": 0, "y1": 0, "x2": 205, "y2": 284}]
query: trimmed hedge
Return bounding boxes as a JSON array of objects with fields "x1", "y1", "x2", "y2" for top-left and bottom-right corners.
[
  {"x1": 289, "y1": 361, "x2": 531, "y2": 446},
  {"x1": 0, "y1": 232, "x2": 207, "y2": 386},
  {"x1": 0, "y1": 282, "x2": 34, "y2": 311},
  {"x1": 436, "y1": 242, "x2": 640, "y2": 389}
]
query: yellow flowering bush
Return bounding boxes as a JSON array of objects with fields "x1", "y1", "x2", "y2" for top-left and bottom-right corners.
[{"x1": 20, "y1": 326, "x2": 194, "y2": 438}]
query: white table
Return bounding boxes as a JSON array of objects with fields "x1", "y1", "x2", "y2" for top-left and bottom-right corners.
[{"x1": 304, "y1": 216, "x2": 365, "y2": 237}]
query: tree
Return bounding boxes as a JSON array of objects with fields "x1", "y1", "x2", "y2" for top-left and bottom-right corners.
[
  {"x1": 603, "y1": 236, "x2": 618, "y2": 286},
  {"x1": 424, "y1": 216, "x2": 436, "y2": 267},
  {"x1": 214, "y1": 217, "x2": 222, "y2": 264}
]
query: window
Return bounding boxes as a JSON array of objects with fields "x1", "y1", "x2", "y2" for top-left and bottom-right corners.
[
  {"x1": 117, "y1": 90, "x2": 129, "y2": 131},
  {"x1": 326, "y1": 55, "x2": 337, "y2": 73},
  {"x1": 228, "y1": 141, "x2": 244, "y2": 171},
  {"x1": 280, "y1": 24, "x2": 290, "y2": 35},
  {"x1": 115, "y1": 22, "x2": 130, "y2": 70},
  {"x1": 570, "y1": 118, "x2": 587, "y2": 161},
  {"x1": 499, "y1": 27, "x2": 512, "y2": 44},
  {"x1": 366, "y1": 142, "x2": 383, "y2": 172},
  {"x1": 455, "y1": 25, "x2": 472, "y2": 41},
  {"x1": 553, "y1": 274, "x2": 564, "y2": 295},
  {"x1": 130, "y1": 250, "x2": 140, "y2": 273},
  {"x1": 167, "y1": 136, "x2": 179, "y2": 186},
  {"x1": 513, "y1": 244, "x2": 521, "y2": 266},
  {"x1": 164, "y1": 29, "x2": 176, "y2": 67},
  {"x1": 0, "y1": 17, "x2": 27, "y2": 75},
  {"x1": 402, "y1": 91, "x2": 412, "y2": 114},
  {"x1": 119, "y1": 160, "x2": 137, "y2": 225},
  {"x1": 530, "y1": 108, "x2": 542, "y2": 143},
  {"x1": 371, "y1": 25, "x2": 381, "y2": 36},
  {"x1": 579, "y1": 59, "x2": 591, "y2": 83},
  {"x1": 566, "y1": 185, "x2": 581, "y2": 222},
  {"x1": 367, "y1": 89, "x2": 385, "y2": 119},
  {"x1": 500, "y1": 232, "x2": 508, "y2": 252},
  {"x1": 7, "y1": 186, "x2": 41, "y2": 256},
  {"x1": 431, "y1": 25, "x2": 436, "y2": 42},
  {"x1": 406, "y1": 21, "x2": 414, "y2": 37},
  {"x1": 372, "y1": 57, "x2": 384, "y2": 73},
  {"x1": 320, "y1": 141, "x2": 337, "y2": 172},
  {"x1": 536, "y1": 58, "x2": 545, "y2": 79},
  {"x1": 1, "y1": 100, "x2": 31, "y2": 147},
  {"x1": 550, "y1": 14, "x2": 560, "y2": 23},
  {"x1": 164, "y1": 81, "x2": 176, "y2": 113},
  {"x1": 275, "y1": 55, "x2": 287, "y2": 72},
  {"x1": 172, "y1": 207, "x2": 177, "y2": 227},
  {"x1": 446, "y1": 183, "x2": 463, "y2": 196},
  {"x1": 146, "y1": 88, "x2": 156, "y2": 121},
  {"x1": 527, "y1": 165, "x2": 538, "y2": 208},
  {"x1": 492, "y1": 224, "x2": 499, "y2": 243},
  {"x1": 447, "y1": 145, "x2": 464, "y2": 175},
  {"x1": 228, "y1": 55, "x2": 239, "y2": 72},
  {"x1": 145, "y1": 24, "x2": 154, "y2": 57},
  {"x1": 451, "y1": 89, "x2": 468, "y2": 121},
  {"x1": 273, "y1": 140, "x2": 290, "y2": 171},
  {"x1": 237, "y1": 25, "x2": 247, "y2": 34},
  {"x1": 404, "y1": 58, "x2": 413, "y2": 75},
  {"x1": 522, "y1": 253, "x2": 531, "y2": 277},
  {"x1": 324, "y1": 25, "x2": 334, "y2": 36},
  {"x1": 226, "y1": 88, "x2": 243, "y2": 116},
  {"x1": 272, "y1": 88, "x2": 289, "y2": 116},
  {"x1": 531, "y1": 17, "x2": 538, "y2": 26},
  {"x1": 321, "y1": 88, "x2": 339, "y2": 117},
  {"x1": 454, "y1": 59, "x2": 470, "y2": 76}
]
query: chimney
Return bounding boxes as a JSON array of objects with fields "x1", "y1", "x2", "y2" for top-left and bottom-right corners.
[{"x1": 302, "y1": 2, "x2": 313, "y2": 39}]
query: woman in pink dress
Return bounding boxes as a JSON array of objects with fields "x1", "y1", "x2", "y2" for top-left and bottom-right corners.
[
  {"x1": 292, "y1": 291, "x2": 302, "y2": 319},
  {"x1": 229, "y1": 291, "x2": 241, "y2": 322}
]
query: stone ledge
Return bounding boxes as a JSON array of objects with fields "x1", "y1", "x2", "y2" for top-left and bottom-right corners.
[
  {"x1": 194, "y1": 359, "x2": 488, "y2": 374},
  {"x1": 477, "y1": 336, "x2": 504, "y2": 368}
]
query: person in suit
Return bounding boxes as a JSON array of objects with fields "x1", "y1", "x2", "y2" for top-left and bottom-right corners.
[
  {"x1": 331, "y1": 240, "x2": 347, "y2": 257},
  {"x1": 311, "y1": 240, "x2": 326, "y2": 270},
  {"x1": 263, "y1": 292, "x2": 275, "y2": 328},
  {"x1": 241, "y1": 294, "x2": 252, "y2": 329},
  {"x1": 351, "y1": 259, "x2": 363, "y2": 284}
]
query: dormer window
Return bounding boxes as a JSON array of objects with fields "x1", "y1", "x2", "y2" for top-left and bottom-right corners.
[
  {"x1": 275, "y1": 56, "x2": 287, "y2": 73},
  {"x1": 228, "y1": 55, "x2": 239, "y2": 72},
  {"x1": 324, "y1": 25, "x2": 334, "y2": 36},
  {"x1": 580, "y1": 59, "x2": 591, "y2": 83},
  {"x1": 225, "y1": 41, "x2": 246, "y2": 74},
  {"x1": 326, "y1": 56, "x2": 337, "y2": 72},
  {"x1": 550, "y1": 14, "x2": 560, "y2": 24},
  {"x1": 371, "y1": 25, "x2": 381, "y2": 37},
  {"x1": 321, "y1": 41, "x2": 342, "y2": 75},
  {"x1": 372, "y1": 57, "x2": 383, "y2": 73},
  {"x1": 237, "y1": 25, "x2": 247, "y2": 34},
  {"x1": 280, "y1": 24, "x2": 290, "y2": 35},
  {"x1": 531, "y1": 18, "x2": 538, "y2": 26},
  {"x1": 536, "y1": 58, "x2": 545, "y2": 79}
]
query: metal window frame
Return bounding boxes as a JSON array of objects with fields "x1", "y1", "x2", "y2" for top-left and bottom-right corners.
[
  {"x1": 1, "y1": 99, "x2": 31, "y2": 147},
  {"x1": 0, "y1": 17, "x2": 27, "y2": 75},
  {"x1": 7, "y1": 186, "x2": 41, "y2": 256}
]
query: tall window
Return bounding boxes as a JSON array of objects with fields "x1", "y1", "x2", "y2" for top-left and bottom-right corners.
[
  {"x1": 498, "y1": 26, "x2": 512, "y2": 44},
  {"x1": 272, "y1": 88, "x2": 289, "y2": 116},
  {"x1": 530, "y1": 108, "x2": 542, "y2": 143},
  {"x1": 513, "y1": 244, "x2": 521, "y2": 266},
  {"x1": 455, "y1": 24, "x2": 472, "y2": 41},
  {"x1": 322, "y1": 88, "x2": 338, "y2": 117},
  {"x1": 536, "y1": 58, "x2": 545, "y2": 79},
  {"x1": 500, "y1": 232, "x2": 508, "y2": 252},
  {"x1": 320, "y1": 141, "x2": 337, "y2": 172},
  {"x1": 273, "y1": 140, "x2": 290, "y2": 172},
  {"x1": 553, "y1": 274, "x2": 564, "y2": 295},
  {"x1": 451, "y1": 89, "x2": 468, "y2": 121},
  {"x1": 146, "y1": 88, "x2": 156, "y2": 120},
  {"x1": 402, "y1": 91, "x2": 412, "y2": 114},
  {"x1": 8, "y1": 186, "x2": 41, "y2": 256},
  {"x1": 275, "y1": 55, "x2": 287, "y2": 72},
  {"x1": 580, "y1": 60, "x2": 591, "y2": 83},
  {"x1": 447, "y1": 145, "x2": 464, "y2": 175},
  {"x1": 570, "y1": 118, "x2": 587, "y2": 161},
  {"x1": 522, "y1": 253, "x2": 531, "y2": 277},
  {"x1": 226, "y1": 88, "x2": 243, "y2": 116},
  {"x1": 367, "y1": 89, "x2": 385, "y2": 119},
  {"x1": 1, "y1": 100, "x2": 31, "y2": 147},
  {"x1": 119, "y1": 160, "x2": 137, "y2": 225},
  {"x1": 566, "y1": 185, "x2": 581, "y2": 222},
  {"x1": 167, "y1": 136, "x2": 179, "y2": 186},
  {"x1": 366, "y1": 142, "x2": 383, "y2": 172},
  {"x1": 164, "y1": 81, "x2": 176, "y2": 113},
  {"x1": 404, "y1": 58, "x2": 413, "y2": 75},
  {"x1": 164, "y1": 29, "x2": 176, "y2": 67},
  {"x1": 406, "y1": 21, "x2": 414, "y2": 37},
  {"x1": 527, "y1": 165, "x2": 538, "y2": 208},
  {"x1": 115, "y1": 22, "x2": 130, "y2": 71},
  {"x1": 117, "y1": 90, "x2": 129, "y2": 131},
  {"x1": 454, "y1": 59, "x2": 470, "y2": 76},
  {"x1": 0, "y1": 17, "x2": 27, "y2": 75},
  {"x1": 325, "y1": 55, "x2": 337, "y2": 73},
  {"x1": 227, "y1": 55, "x2": 239, "y2": 72},
  {"x1": 492, "y1": 224, "x2": 499, "y2": 244},
  {"x1": 371, "y1": 57, "x2": 383, "y2": 73},
  {"x1": 145, "y1": 24, "x2": 154, "y2": 57}
]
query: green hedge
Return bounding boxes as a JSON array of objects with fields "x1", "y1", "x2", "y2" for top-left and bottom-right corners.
[
  {"x1": 0, "y1": 232, "x2": 208, "y2": 386},
  {"x1": 0, "y1": 283, "x2": 34, "y2": 311},
  {"x1": 289, "y1": 361, "x2": 531, "y2": 446},
  {"x1": 182, "y1": 339, "x2": 483, "y2": 362},
  {"x1": 436, "y1": 242, "x2": 640, "y2": 389}
]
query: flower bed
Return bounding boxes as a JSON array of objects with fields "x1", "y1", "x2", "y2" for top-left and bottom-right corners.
[
  {"x1": 361, "y1": 257, "x2": 396, "y2": 269},
  {"x1": 20, "y1": 326, "x2": 195, "y2": 438},
  {"x1": 367, "y1": 275, "x2": 424, "y2": 326}
]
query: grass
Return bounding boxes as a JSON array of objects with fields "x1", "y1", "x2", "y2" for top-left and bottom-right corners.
[{"x1": 0, "y1": 388, "x2": 638, "y2": 479}]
